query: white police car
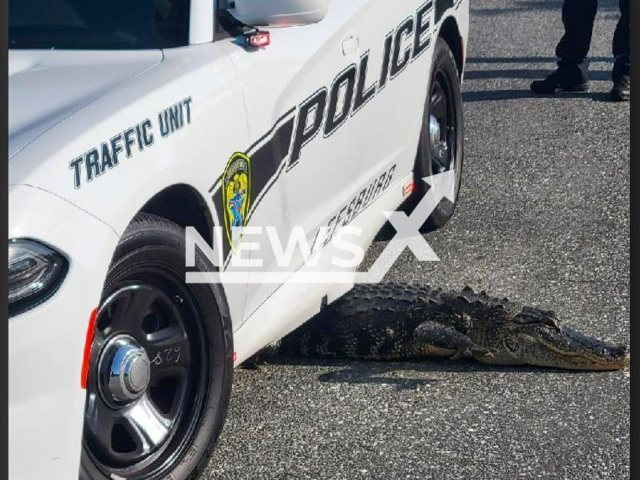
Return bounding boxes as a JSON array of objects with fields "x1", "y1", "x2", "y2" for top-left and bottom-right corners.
[{"x1": 8, "y1": 0, "x2": 468, "y2": 478}]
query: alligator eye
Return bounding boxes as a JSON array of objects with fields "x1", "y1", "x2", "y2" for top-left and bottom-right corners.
[{"x1": 542, "y1": 317, "x2": 561, "y2": 332}]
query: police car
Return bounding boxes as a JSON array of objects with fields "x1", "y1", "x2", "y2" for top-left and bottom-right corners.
[{"x1": 8, "y1": 1, "x2": 469, "y2": 478}]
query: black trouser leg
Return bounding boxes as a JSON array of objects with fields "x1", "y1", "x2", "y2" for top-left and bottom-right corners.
[
  {"x1": 555, "y1": 0, "x2": 598, "y2": 76},
  {"x1": 612, "y1": 0, "x2": 630, "y2": 80}
]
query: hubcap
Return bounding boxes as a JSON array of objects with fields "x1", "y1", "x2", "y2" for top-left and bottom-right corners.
[
  {"x1": 429, "y1": 114, "x2": 448, "y2": 167},
  {"x1": 428, "y1": 114, "x2": 441, "y2": 143},
  {"x1": 427, "y1": 69, "x2": 457, "y2": 176},
  {"x1": 99, "y1": 335, "x2": 151, "y2": 405}
]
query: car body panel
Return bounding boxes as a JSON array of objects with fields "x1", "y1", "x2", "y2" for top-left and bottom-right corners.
[
  {"x1": 8, "y1": 185, "x2": 119, "y2": 480},
  {"x1": 8, "y1": 50, "x2": 163, "y2": 159},
  {"x1": 216, "y1": 0, "x2": 363, "y2": 323}
]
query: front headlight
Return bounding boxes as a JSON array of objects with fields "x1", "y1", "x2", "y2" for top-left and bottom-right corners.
[{"x1": 8, "y1": 239, "x2": 68, "y2": 317}]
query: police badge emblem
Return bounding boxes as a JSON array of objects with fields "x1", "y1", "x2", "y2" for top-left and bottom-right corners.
[{"x1": 222, "y1": 152, "x2": 251, "y2": 251}]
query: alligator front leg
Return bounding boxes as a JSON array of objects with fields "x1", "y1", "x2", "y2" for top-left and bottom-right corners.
[{"x1": 414, "y1": 321, "x2": 494, "y2": 361}]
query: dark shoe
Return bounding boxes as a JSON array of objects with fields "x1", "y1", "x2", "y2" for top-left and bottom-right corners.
[
  {"x1": 530, "y1": 68, "x2": 589, "y2": 94},
  {"x1": 610, "y1": 77, "x2": 630, "y2": 102}
]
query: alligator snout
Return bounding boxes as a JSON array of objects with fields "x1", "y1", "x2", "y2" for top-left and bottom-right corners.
[
  {"x1": 504, "y1": 323, "x2": 630, "y2": 371},
  {"x1": 554, "y1": 326, "x2": 629, "y2": 370}
]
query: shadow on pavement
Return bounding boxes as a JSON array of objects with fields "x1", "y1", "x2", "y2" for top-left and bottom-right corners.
[
  {"x1": 462, "y1": 89, "x2": 611, "y2": 103},
  {"x1": 248, "y1": 355, "x2": 594, "y2": 391},
  {"x1": 473, "y1": 0, "x2": 618, "y2": 16},
  {"x1": 465, "y1": 69, "x2": 611, "y2": 81},
  {"x1": 466, "y1": 56, "x2": 612, "y2": 64}
]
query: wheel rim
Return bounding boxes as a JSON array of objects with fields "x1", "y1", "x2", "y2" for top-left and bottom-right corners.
[
  {"x1": 83, "y1": 269, "x2": 208, "y2": 478},
  {"x1": 428, "y1": 67, "x2": 458, "y2": 175}
]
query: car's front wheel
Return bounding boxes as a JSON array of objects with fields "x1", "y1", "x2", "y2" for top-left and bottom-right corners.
[
  {"x1": 412, "y1": 37, "x2": 464, "y2": 231},
  {"x1": 80, "y1": 213, "x2": 232, "y2": 480}
]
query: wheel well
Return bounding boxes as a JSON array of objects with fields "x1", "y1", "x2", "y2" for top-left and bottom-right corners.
[
  {"x1": 140, "y1": 184, "x2": 213, "y2": 245},
  {"x1": 136, "y1": 185, "x2": 232, "y2": 330},
  {"x1": 439, "y1": 17, "x2": 464, "y2": 78}
]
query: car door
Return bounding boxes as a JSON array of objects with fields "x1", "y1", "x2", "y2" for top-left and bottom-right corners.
[
  {"x1": 215, "y1": 0, "x2": 367, "y2": 323},
  {"x1": 347, "y1": 0, "x2": 435, "y2": 192}
]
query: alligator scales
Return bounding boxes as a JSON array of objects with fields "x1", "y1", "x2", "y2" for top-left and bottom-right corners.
[{"x1": 274, "y1": 284, "x2": 628, "y2": 371}]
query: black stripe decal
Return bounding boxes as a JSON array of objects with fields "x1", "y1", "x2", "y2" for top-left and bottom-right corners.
[
  {"x1": 208, "y1": 107, "x2": 296, "y2": 195},
  {"x1": 212, "y1": 111, "x2": 296, "y2": 267},
  {"x1": 248, "y1": 115, "x2": 295, "y2": 213},
  {"x1": 435, "y1": 0, "x2": 454, "y2": 24}
]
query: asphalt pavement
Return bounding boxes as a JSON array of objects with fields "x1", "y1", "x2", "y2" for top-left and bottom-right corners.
[{"x1": 203, "y1": 1, "x2": 630, "y2": 478}]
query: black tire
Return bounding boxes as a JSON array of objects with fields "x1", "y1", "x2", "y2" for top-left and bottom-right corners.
[
  {"x1": 80, "y1": 213, "x2": 233, "y2": 480},
  {"x1": 411, "y1": 37, "x2": 464, "y2": 231}
]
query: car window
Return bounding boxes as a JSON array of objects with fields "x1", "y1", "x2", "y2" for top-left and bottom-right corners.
[{"x1": 9, "y1": 0, "x2": 190, "y2": 49}]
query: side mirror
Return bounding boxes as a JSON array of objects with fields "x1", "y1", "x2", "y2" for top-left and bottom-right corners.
[{"x1": 229, "y1": 0, "x2": 329, "y2": 27}]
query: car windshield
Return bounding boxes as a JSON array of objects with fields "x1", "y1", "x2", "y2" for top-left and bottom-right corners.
[{"x1": 9, "y1": 0, "x2": 189, "y2": 49}]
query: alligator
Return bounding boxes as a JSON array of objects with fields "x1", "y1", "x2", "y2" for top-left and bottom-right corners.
[{"x1": 270, "y1": 283, "x2": 628, "y2": 371}]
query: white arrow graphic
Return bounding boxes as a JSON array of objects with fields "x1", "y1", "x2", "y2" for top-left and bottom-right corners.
[{"x1": 356, "y1": 170, "x2": 456, "y2": 283}]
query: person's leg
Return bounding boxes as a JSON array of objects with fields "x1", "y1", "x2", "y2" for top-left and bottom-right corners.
[
  {"x1": 531, "y1": 0, "x2": 598, "y2": 93},
  {"x1": 612, "y1": 0, "x2": 630, "y2": 78},
  {"x1": 555, "y1": 0, "x2": 598, "y2": 65},
  {"x1": 610, "y1": 0, "x2": 630, "y2": 100}
]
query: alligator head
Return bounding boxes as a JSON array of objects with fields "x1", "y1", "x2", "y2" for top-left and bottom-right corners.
[{"x1": 487, "y1": 307, "x2": 629, "y2": 371}]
